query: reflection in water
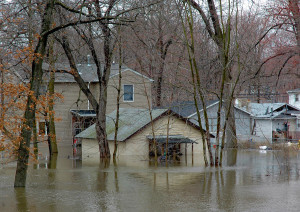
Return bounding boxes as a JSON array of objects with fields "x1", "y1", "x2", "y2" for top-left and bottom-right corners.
[
  {"x1": 226, "y1": 149, "x2": 237, "y2": 166},
  {"x1": 15, "y1": 188, "x2": 28, "y2": 212},
  {"x1": 48, "y1": 153, "x2": 58, "y2": 169},
  {"x1": 2, "y1": 148, "x2": 300, "y2": 211}
]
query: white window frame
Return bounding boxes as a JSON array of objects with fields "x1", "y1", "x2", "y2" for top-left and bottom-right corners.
[{"x1": 123, "y1": 84, "x2": 134, "y2": 102}]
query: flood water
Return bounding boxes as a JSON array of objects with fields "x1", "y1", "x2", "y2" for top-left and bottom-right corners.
[{"x1": 1, "y1": 145, "x2": 300, "y2": 212}]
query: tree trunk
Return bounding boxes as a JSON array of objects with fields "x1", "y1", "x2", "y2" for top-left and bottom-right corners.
[
  {"x1": 96, "y1": 93, "x2": 110, "y2": 158},
  {"x1": 113, "y1": 30, "x2": 123, "y2": 160},
  {"x1": 14, "y1": 0, "x2": 55, "y2": 187},
  {"x1": 97, "y1": 22, "x2": 113, "y2": 159},
  {"x1": 48, "y1": 37, "x2": 58, "y2": 154}
]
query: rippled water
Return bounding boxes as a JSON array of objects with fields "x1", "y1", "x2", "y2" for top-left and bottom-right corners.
[{"x1": 1, "y1": 145, "x2": 300, "y2": 212}]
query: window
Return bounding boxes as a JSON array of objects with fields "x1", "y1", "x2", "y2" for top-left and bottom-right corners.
[
  {"x1": 123, "y1": 85, "x2": 134, "y2": 102},
  {"x1": 297, "y1": 119, "x2": 300, "y2": 128},
  {"x1": 39, "y1": 122, "x2": 46, "y2": 135},
  {"x1": 295, "y1": 94, "x2": 299, "y2": 102}
]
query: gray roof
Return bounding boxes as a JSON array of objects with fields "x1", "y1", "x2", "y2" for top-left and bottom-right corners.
[
  {"x1": 39, "y1": 63, "x2": 153, "y2": 83},
  {"x1": 70, "y1": 110, "x2": 96, "y2": 117},
  {"x1": 236, "y1": 103, "x2": 300, "y2": 119},
  {"x1": 287, "y1": 88, "x2": 300, "y2": 93},
  {"x1": 76, "y1": 108, "x2": 167, "y2": 141},
  {"x1": 147, "y1": 135, "x2": 198, "y2": 144},
  {"x1": 161, "y1": 100, "x2": 219, "y2": 118}
]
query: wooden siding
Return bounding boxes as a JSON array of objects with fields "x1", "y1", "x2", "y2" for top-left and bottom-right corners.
[
  {"x1": 53, "y1": 71, "x2": 152, "y2": 145},
  {"x1": 82, "y1": 114, "x2": 205, "y2": 165}
]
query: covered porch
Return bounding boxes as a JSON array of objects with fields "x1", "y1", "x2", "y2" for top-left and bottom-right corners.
[
  {"x1": 147, "y1": 135, "x2": 198, "y2": 159},
  {"x1": 71, "y1": 110, "x2": 96, "y2": 145}
]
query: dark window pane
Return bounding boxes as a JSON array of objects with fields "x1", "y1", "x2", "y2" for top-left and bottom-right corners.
[{"x1": 124, "y1": 85, "x2": 133, "y2": 101}]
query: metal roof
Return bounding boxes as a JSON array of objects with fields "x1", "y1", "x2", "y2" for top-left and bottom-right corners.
[
  {"x1": 76, "y1": 108, "x2": 167, "y2": 141},
  {"x1": 146, "y1": 135, "x2": 198, "y2": 144},
  {"x1": 41, "y1": 63, "x2": 154, "y2": 83},
  {"x1": 287, "y1": 88, "x2": 300, "y2": 93},
  {"x1": 159, "y1": 100, "x2": 219, "y2": 118},
  {"x1": 235, "y1": 103, "x2": 300, "y2": 119}
]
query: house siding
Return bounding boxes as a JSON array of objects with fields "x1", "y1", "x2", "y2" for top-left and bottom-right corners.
[
  {"x1": 254, "y1": 119, "x2": 272, "y2": 141},
  {"x1": 289, "y1": 93, "x2": 300, "y2": 109},
  {"x1": 53, "y1": 71, "x2": 152, "y2": 145},
  {"x1": 81, "y1": 115, "x2": 205, "y2": 164},
  {"x1": 190, "y1": 103, "x2": 252, "y2": 140},
  {"x1": 235, "y1": 109, "x2": 252, "y2": 137}
]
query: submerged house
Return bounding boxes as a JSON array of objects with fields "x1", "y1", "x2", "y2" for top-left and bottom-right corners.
[
  {"x1": 165, "y1": 100, "x2": 300, "y2": 143},
  {"x1": 76, "y1": 108, "x2": 211, "y2": 160},
  {"x1": 164, "y1": 100, "x2": 252, "y2": 142},
  {"x1": 235, "y1": 102, "x2": 300, "y2": 143},
  {"x1": 39, "y1": 63, "x2": 153, "y2": 145}
]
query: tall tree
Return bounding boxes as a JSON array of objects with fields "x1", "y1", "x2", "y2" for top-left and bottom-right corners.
[
  {"x1": 184, "y1": 0, "x2": 240, "y2": 164},
  {"x1": 14, "y1": 0, "x2": 56, "y2": 187}
]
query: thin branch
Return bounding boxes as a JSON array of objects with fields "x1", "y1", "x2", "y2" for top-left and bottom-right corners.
[
  {"x1": 55, "y1": 1, "x2": 93, "y2": 18},
  {"x1": 275, "y1": 53, "x2": 297, "y2": 86},
  {"x1": 253, "y1": 51, "x2": 290, "y2": 77}
]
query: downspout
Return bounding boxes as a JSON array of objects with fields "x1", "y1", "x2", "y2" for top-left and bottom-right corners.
[
  {"x1": 88, "y1": 82, "x2": 90, "y2": 110},
  {"x1": 271, "y1": 117, "x2": 273, "y2": 144}
]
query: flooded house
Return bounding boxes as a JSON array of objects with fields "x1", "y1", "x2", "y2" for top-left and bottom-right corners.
[
  {"x1": 235, "y1": 102, "x2": 300, "y2": 143},
  {"x1": 165, "y1": 100, "x2": 300, "y2": 143},
  {"x1": 164, "y1": 100, "x2": 252, "y2": 142},
  {"x1": 40, "y1": 62, "x2": 154, "y2": 145},
  {"x1": 75, "y1": 108, "x2": 211, "y2": 162}
]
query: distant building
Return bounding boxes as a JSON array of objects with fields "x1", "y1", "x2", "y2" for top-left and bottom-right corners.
[
  {"x1": 235, "y1": 102, "x2": 300, "y2": 143},
  {"x1": 287, "y1": 88, "x2": 300, "y2": 109}
]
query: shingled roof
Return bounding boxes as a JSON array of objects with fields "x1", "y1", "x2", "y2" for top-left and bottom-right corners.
[
  {"x1": 287, "y1": 88, "x2": 300, "y2": 93},
  {"x1": 19, "y1": 63, "x2": 153, "y2": 83},
  {"x1": 41, "y1": 63, "x2": 154, "y2": 83},
  {"x1": 161, "y1": 100, "x2": 219, "y2": 118},
  {"x1": 76, "y1": 108, "x2": 167, "y2": 141},
  {"x1": 76, "y1": 108, "x2": 214, "y2": 141}
]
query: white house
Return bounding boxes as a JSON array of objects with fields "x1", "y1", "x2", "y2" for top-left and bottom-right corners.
[{"x1": 287, "y1": 88, "x2": 300, "y2": 109}]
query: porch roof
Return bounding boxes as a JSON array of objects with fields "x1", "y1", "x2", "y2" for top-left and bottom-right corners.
[
  {"x1": 70, "y1": 110, "x2": 96, "y2": 117},
  {"x1": 146, "y1": 135, "x2": 198, "y2": 144}
]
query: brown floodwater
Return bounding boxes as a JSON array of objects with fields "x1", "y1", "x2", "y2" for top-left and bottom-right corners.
[{"x1": 1, "y1": 144, "x2": 300, "y2": 212}]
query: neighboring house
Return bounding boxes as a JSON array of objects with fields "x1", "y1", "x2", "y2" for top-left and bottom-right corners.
[
  {"x1": 40, "y1": 63, "x2": 154, "y2": 145},
  {"x1": 236, "y1": 102, "x2": 300, "y2": 143},
  {"x1": 287, "y1": 88, "x2": 300, "y2": 109},
  {"x1": 76, "y1": 108, "x2": 211, "y2": 161},
  {"x1": 164, "y1": 100, "x2": 252, "y2": 142}
]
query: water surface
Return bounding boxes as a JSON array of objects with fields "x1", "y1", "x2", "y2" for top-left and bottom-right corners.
[{"x1": 1, "y1": 145, "x2": 300, "y2": 211}]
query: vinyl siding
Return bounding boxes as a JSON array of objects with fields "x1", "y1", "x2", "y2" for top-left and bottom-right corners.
[
  {"x1": 81, "y1": 115, "x2": 205, "y2": 165},
  {"x1": 53, "y1": 71, "x2": 152, "y2": 145}
]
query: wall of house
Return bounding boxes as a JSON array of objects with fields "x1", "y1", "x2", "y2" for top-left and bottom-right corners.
[
  {"x1": 235, "y1": 110, "x2": 252, "y2": 137},
  {"x1": 190, "y1": 104, "x2": 252, "y2": 141},
  {"x1": 254, "y1": 119, "x2": 272, "y2": 141},
  {"x1": 200, "y1": 103, "x2": 225, "y2": 133},
  {"x1": 53, "y1": 71, "x2": 152, "y2": 146},
  {"x1": 53, "y1": 82, "x2": 89, "y2": 145},
  {"x1": 289, "y1": 93, "x2": 300, "y2": 109},
  {"x1": 81, "y1": 115, "x2": 206, "y2": 165},
  {"x1": 106, "y1": 71, "x2": 153, "y2": 113}
]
